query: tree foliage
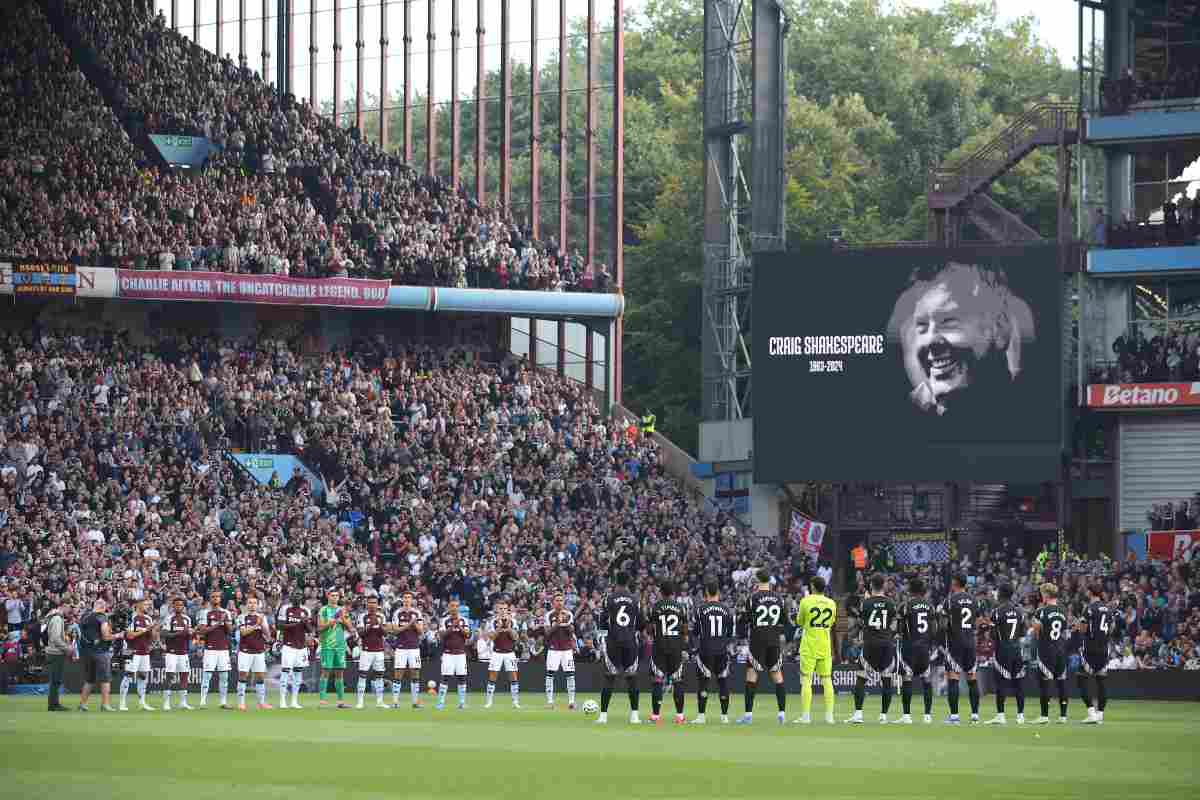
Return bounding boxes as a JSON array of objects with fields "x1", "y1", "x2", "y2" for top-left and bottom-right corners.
[{"x1": 621, "y1": 0, "x2": 1078, "y2": 453}]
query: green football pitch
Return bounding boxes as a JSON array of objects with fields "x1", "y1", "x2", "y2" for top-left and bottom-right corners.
[{"x1": 1, "y1": 694, "x2": 1197, "y2": 800}]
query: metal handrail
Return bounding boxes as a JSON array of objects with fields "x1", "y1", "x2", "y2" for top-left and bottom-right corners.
[{"x1": 928, "y1": 103, "x2": 1079, "y2": 200}]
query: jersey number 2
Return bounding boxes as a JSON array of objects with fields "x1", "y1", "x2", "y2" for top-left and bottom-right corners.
[{"x1": 808, "y1": 607, "x2": 832, "y2": 629}]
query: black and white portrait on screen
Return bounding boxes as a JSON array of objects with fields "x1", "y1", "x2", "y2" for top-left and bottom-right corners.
[{"x1": 887, "y1": 261, "x2": 1036, "y2": 419}]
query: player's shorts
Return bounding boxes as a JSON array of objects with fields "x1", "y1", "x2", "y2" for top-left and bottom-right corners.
[
  {"x1": 1036, "y1": 649, "x2": 1068, "y2": 681},
  {"x1": 748, "y1": 639, "x2": 782, "y2": 673},
  {"x1": 603, "y1": 639, "x2": 639, "y2": 676},
  {"x1": 358, "y1": 650, "x2": 385, "y2": 673},
  {"x1": 695, "y1": 648, "x2": 731, "y2": 680},
  {"x1": 393, "y1": 648, "x2": 421, "y2": 671},
  {"x1": 859, "y1": 641, "x2": 898, "y2": 679},
  {"x1": 202, "y1": 649, "x2": 231, "y2": 672},
  {"x1": 898, "y1": 643, "x2": 931, "y2": 680},
  {"x1": 798, "y1": 648, "x2": 833, "y2": 678},
  {"x1": 280, "y1": 645, "x2": 309, "y2": 670},
  {"x1": 546, "y1": 649, "x2": 575, "y2": 673},
  {"x1": 320, "y1": 648, "x2": 347, "y2": 670},
  {"x1": 440, "y1": 652, "x2": 467, "y2": 677},
  {"x1": 1080, "y1": 648, "x2": 1108, "y2": 677},
  {"x1": 82, "y1": 651, "x2": 112, "y2": 684},
  {"x1": 649, "y1": 647, "x2": 685, "y2": 682},
  {"x1": 992, "y1": 645, "x2": 1026, "y2": 681},
  {"x1": 488, "y1": 651, "x2": 519, "y2": 673},
  {"x1": 163, "y1": 653, "x2": 191, "y2": 674},
  {"x1": 237, "y1": 651, "x2": 267, "y2": 673},
  {"x1": 942, "y1": 640, "x2": 977, "y2": 674},
  {"x1": 125, "y1": 653, "x2": 151, "y2": 674}
]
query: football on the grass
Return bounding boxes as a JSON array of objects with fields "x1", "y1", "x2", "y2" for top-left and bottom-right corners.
[{"x1": 582, "y1": 700, "x2": 599, "y2": 714}]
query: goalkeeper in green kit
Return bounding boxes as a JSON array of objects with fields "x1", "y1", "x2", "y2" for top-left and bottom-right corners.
[{"x1": 318, "y1": 588, "x2": 355, "y2": 708}]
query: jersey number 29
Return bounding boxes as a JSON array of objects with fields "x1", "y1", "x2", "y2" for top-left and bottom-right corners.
[{"x1": 756, "y1": 604, "x2": 781, "y2": 627}]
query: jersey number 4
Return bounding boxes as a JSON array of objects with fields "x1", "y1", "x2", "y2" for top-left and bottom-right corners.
[{"x1": 808, "y1": 607, "x2": 832, "y2": 629}]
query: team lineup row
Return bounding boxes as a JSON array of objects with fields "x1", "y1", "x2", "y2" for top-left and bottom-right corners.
[{"x1": 72, "y1": 573, "x2": 1117, "y2": 726}]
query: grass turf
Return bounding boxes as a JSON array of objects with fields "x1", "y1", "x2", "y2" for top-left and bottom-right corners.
[{"x1": 1, "y1": 693, "x2": 1197, "y2": 800}]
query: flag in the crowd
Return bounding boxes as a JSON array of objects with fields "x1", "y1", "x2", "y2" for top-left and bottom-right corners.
[
  {"x1": 790, "y1": 511, "x2": 826, "y2": 555},
  {"x1": 893, "y1": 535, "x2": 951, "y2": 565}
]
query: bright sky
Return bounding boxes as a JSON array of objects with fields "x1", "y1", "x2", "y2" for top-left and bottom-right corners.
[{"x1": 898, "y1": 0, "x2": 1083, "y2": 65}]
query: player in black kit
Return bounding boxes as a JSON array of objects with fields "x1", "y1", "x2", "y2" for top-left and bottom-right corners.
[
  {"x1": 647, "y1": 580, "x2": 689, "y2": 725},
  {"x1": 736, "y1": 569, "x2": 788, "y2": 725},
  {"x1": 897, "y1": 577, "x2": 936, "y2": 724},
  {"x1": 984, "y1": 584, "x2": 1026, "y2": 725},
  {"x1": 595, "y1": 574, "x2": 642, "y2": 725},
  {"x1": 848, "y1": 574, "x2": 897, "y2": 724},
  {"x1": 939, "y1": 574, "x2": 981, "y2": 724},
  {"x1": 1029, "y1": 582, "x2": 1070, "y2": 725},
  {"x1": 1076, "y1": 583, "x2": 1113, "y2": 725},
  {"x1": 689, "y1": 577, "x2": 736, "y2": 725}
]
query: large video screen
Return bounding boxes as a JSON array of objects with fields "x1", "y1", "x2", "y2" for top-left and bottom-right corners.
[{"x1": 753, "y1": 244, "x2": 1062, "y2": 483}]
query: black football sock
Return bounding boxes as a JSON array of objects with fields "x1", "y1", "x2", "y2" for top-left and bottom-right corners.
[
  {"x1": 1056, "y1": 680, "x2": 1068, "y2": 717},
  {"x1": 1096, "y1": 677, "x2": 1107, "y2": 712},
  {"x1": 854, "y1": 676, "x2": 867, "y2": 711},
  {"x1": 1039, "y1": 678, "x2": 1051, "y2": 717},
  {"x1": 901, "y1": 680, "x2": 913, "y2": 715},
  {"x1": 923, "y1": 681, "x2": 934, "y2": 715},
  {"x1": 674, "y1": 684, "x2": 686, "y2": 715},
  {"x1": 600, "y1": 686, "x2": 613, "y2": 713},
  {"x1": 995, "y1": 679, "x2": 1006, "y2": 713},
  {"x1": 881, "y1": 678, "x2": 893, "y2": 715},
  {"x1": 947, "y1": 679, "x2": 960, "y2": 716},
  {"x1": 628, "y1": 682, "x2": 640, "y2": 712},
  {"x1": 697, "y1": 689, "x2": 708, "y2": 715},
  {"x1": 651, "y1": 682, "x2": 663, "y2": 716},
  {"x1": 775, "y1": 682, "x2": 786, "y2": 713},
  {"x1": 1077, "y1": 674, "x2": 1092, "y2": 708},
  {"x1": 1014, "y1": 678, "x2": 1025, "y2": 715},
  {"x1": 718, "y1": 678, "x2": 730, "y2": 715},
  {"x1": 966, "y1": 679, "x2": 980, "y2": 715},
  {"x1": 744, "y1": 681, "x2": 757, "y2": 714}
]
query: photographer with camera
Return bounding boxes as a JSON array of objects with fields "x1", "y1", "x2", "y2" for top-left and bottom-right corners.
[{"x1": 43, "y1": 602, "x2": 72, "y2": 711}]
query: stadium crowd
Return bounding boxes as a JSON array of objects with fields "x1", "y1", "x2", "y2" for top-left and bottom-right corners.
[
  {"x1": 1092, "y1": 199, "x2": 1200, "y2": 250},
  {"x1": 0, "y1": 321, "x2": 785, "y2": 690},
  {"x1": 0, "y1": 0, "x2": 607, "y2": 291},
  {"x1": 1, "y1": 0, "x2": 604, "y2": 290},
  {"x1": 1100, "y1": 66, "x2": 1200, "y2": 115},
  {"x1": 1088, "y1": 326, "x2": 1200, "y2": 383},
  {"x1": 1147, "y1": 498, "x2": 1200, "y2": 532}
]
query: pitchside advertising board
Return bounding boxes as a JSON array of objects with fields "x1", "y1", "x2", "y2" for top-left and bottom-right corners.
[{"x1": 753, "y1": 245, "x2": 1063, "y2": 482}]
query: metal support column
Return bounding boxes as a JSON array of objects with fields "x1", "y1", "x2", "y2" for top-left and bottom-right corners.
[
  {"x1": 500, "y1": 0, "x2": 512, "y2": 208},
  {"x1": 585, "y1": 323, "x2": 595, "y2": 392},
  {"x1": 426, "y1": 0, "x2": 437, "y2": 175},
  {"x1": 474, "y1": 0, "x2": 485, "y2": 203},
  {"x1": 403, "y1": 0, "x2": 413, "y2": 161},
  {"x1": 702, "y1": 0, "x2": 769, "y2": 422},
  {"x1": 333, "y1": 0, "x2": 342, "y2": 120},
  {"x1": 450, "y1": 0, "x2": 461, "y2": 186},
  {"x1": 557, "y1": 320, "x2": 567, "y2": 377},
  {"x1": 170, "y1": 0, "x2": 177, "y2": 30},
  {"x1": 355, "y1": 0, "x2": 365, "y2": 131},
  {"x1": 284, "y1": 0, "x2": 293, "y2": 94},
  {"x1": 530, "y1": 0, "x2": 541, "y2": 237},
  {"x1": 380, "y1": 0, "x2": 390, "y2": 148},
  {"x1": 309, "y1": 3, "x2": 318, "y2": 109},
  {"x1": 751, "y1": 0, "x2": 786, "y2": 253},
  {"x1": 239, "y1": 0, "x2": 247, "y2": 69},
  {"x1": 529, "y1": 319, "x2": 538, "y2": 364},
  {"x1": 585, "y1": 0, "x2": 597, "y2": 269},
  {"x1": 262, "y1": 0, "x2": 271, "y2": 85},
  {"x1": 193, "y1": 0, "x2": 199, "y2": 42},
  {"x1": 216, "y1": 0, "x2": 223, "y2": 57},
  {"x1": 557, "y1": 0, "x2": 568, "y2": 253},
  {"x1": 612, "y1": 0, "x2": 624, "y2": 403}
]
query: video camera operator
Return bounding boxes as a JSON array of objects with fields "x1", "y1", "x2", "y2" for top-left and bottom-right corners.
[{"x1": 78, "y1": 597, "x2": 122, "y2": 712}]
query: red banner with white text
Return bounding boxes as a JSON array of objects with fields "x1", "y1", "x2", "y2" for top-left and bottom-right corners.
[
  {"x1": 1147, "y1": 530, "x2": 1200, "y2": 560},
  {"x1": 117, "y1": 270, "x2": 390, "y2": 308},
  {"x1": 1086, "y1": 383, "x2": 1200, "y2": 409}
]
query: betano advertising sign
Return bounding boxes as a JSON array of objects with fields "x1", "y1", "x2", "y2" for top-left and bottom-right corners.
[{"x1": 1086, "y1": 383, "x2": 1200, "y2": 409}]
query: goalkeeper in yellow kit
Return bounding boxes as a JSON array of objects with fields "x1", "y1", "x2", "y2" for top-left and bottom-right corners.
[{"x1": 794, "y1": 575, "x2": 839, "y2": 724}]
